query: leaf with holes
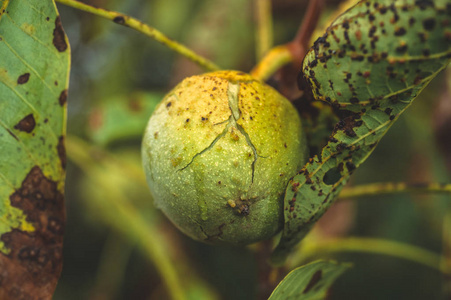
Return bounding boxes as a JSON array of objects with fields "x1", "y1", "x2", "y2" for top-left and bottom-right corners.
[
  {"x1": 0, "y1": 0, "x2": 70, "y2": 298},
  {"x1": 272, "y1": 0, "x2": 451, "y2": 263},
  {"x1": 268, "y1": 260, "x2": 351, "y2": 300}
]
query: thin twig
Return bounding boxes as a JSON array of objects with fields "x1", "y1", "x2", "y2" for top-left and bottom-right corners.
[
  {"x1": 296, "y1": 237, "x2": 448, "y2": 274},
  {"x1": 55, "y1": 0, "x2": 220, "y2": 72},
  {"x1": 278, "y1": 0, "x2": 325, "y2": 100},
  {"x1": 290, "y1": 0, "x2": 324, "y2": 62},
  {"x1": 91, "y1": 233, "x2": 133, "y2": 299},
  {"x1": 339, "y1": 182, "x2": 451, "y2": 200},
  {"x1": 250, "y1": 0, "x2": 324, "y2": 99},
  {"x1": 254, "y1": 0, "x2": 273, "y2": 61}
]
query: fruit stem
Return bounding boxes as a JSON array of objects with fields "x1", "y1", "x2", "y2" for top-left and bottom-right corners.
[
  {"x1": 250, "y1": 45, "x2": 293, "y2": 81},
  {"x1": 55, "y1": 0, "x2": 221, "y2": 72},
  {"x1": 250, "y1": 0, "x2": 323, "y2": 100}
]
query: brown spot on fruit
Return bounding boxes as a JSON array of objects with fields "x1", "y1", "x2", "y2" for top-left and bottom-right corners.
[
  {"x1": 230, "y1": 128, "x2": 240, "y2": 141},
  {"x1": 57, "y1": 136, "x2": 66, "y2": 170},
  {"x1": 237, "y1": 203, "x2": 250, "y2": 216},
  {"x1": 14, "y1": 114, "x2": 36, "y2": 133},
  {"x1": 59, "y1": 89, "x2": 68, "y2": 106},
  {"x1": 0, "y1": 166, "x2": 64, "y2": 299},
  {"x1": 17, "y1": 73, "x2": 30, "y2": 84},
  {"x1": 52, "y1": 16, "x2": 67, "y2": 52}
]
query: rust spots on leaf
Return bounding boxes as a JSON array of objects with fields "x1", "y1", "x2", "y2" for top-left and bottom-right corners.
[
  {"x1": 52, "y1": 16, "x2": 67, "y2": 52},
  {"x1": 414, "y1": 75, "x2": 423, "y2": 85},
  {"x1": 422, "y1": 18, "x2": 436, "y2": 31},
  {"x1": 0, "y1": 166, "x2": 65, "y2": 299},
  {"x1": 14, "y1": 114, "x2": 36, "y2": 133},
  {"x1": 303, "y1": 270, "x2": 323, "y2": 293},
  {"x1": 334, "y1": 116, "x2": 359, "y2": 137},
  {"x1": 57, "y1": 136, "x2": 66, "y2": 170},
  {"x1": 17, "y1": 73, "x2": 30, "y2": 84},
  {"x1": 394, "y1": 27, "x2": 407, "y2": 36},
  {"x1": 59, "y1": 89, "x2": 68, "y2": 106},
  {"x1": 355, "y1": 30, "x2": 362, "y2": 41}
]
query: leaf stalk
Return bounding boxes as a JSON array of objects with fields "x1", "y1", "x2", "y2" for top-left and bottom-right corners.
[{"x1": 55, "y1": 0, "x2": 220, "y2": 72}]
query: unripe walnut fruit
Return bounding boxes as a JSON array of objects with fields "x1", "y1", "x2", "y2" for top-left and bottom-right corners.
[{"x1": 142, "y1": 70, "x2": 307, "y2": 245}]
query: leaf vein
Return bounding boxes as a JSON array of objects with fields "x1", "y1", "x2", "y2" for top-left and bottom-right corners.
[{"x1": 0, "y1": 36, "x2": 58, "y2": 97}]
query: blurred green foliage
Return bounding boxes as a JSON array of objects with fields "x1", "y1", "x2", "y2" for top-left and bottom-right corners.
[{"x1": 54, "y1": 0, "x2": 450, "y2": 299}]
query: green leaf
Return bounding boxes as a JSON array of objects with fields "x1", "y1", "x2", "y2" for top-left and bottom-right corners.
[
  {"x1": 305, "y1": 0, "x2": 451, "y2": 111},
  {"x1": 0, "y1": 0, "x2": 70, "y2": 298},
  {"x1": 268, "y1": 260, "x2": 351, "y2": 300},
  {"x1": 272, "y1": 0, "x2": 451, "y2": 263},
  {"x1": 88, "y1": 91, "x2": 162, "y2": 146}
]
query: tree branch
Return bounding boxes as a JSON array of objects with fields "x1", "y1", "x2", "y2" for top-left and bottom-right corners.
[{"x1": 55, "y1": 0, "x2": 220, "y2": 72}]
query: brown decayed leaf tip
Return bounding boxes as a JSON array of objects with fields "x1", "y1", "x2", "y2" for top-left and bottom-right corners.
[{"x1": 0, "y1": 166, "x2": 65, "y2": 299}]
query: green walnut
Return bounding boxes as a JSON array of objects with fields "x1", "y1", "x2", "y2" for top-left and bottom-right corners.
[{"x1": 142, "y1": 70, "x2": 307, "y2": 245}]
